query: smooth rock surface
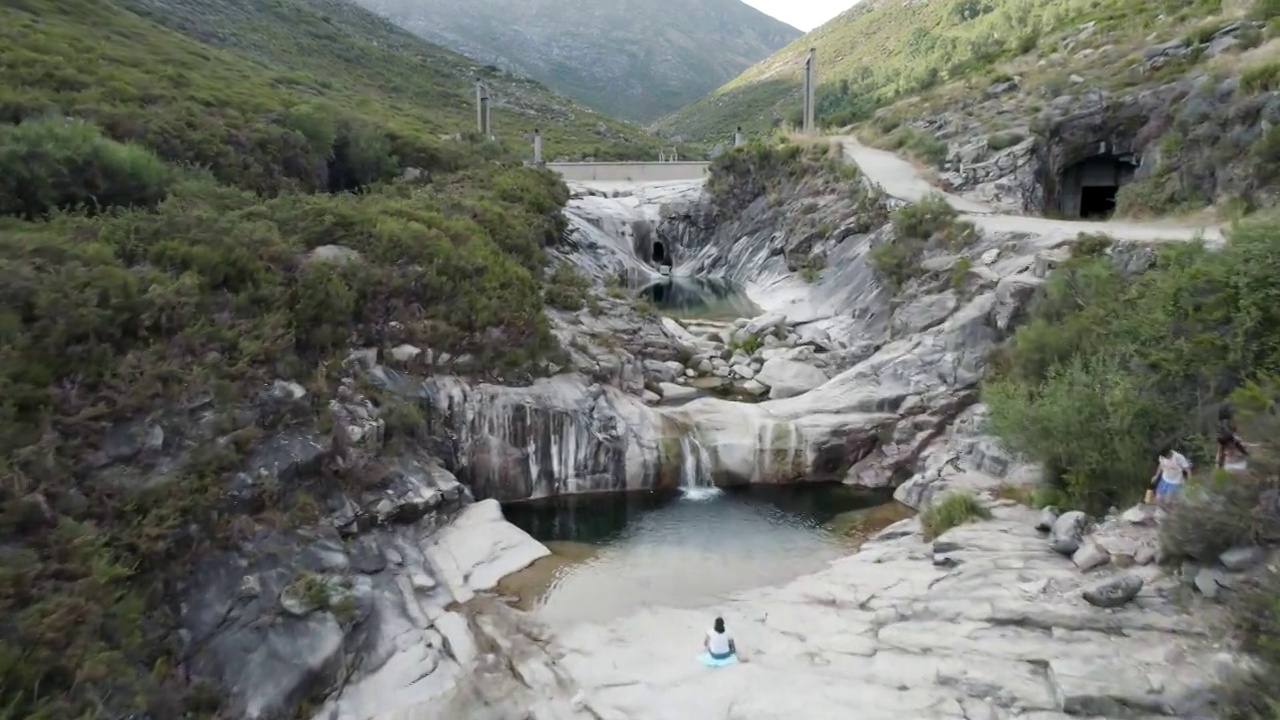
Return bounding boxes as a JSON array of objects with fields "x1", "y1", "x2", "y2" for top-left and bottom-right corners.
[
  {"x1": 552, "y1": 505, "x2": 1223, "y2": 720},
  {"x1": 754, "y1": 357, "x2": 829, "y2": 399}
]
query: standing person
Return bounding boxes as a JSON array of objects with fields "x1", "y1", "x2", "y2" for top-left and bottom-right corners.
[
  {"x1": 1149, "y1": 445, "x2": 1192, "y2": 509},
  {"x1": 1216, "y1": 405, "x2": 1250, "y2": 472},
  {"x1": 703, "y1": 616, "x2": 737, "y2": 662}
]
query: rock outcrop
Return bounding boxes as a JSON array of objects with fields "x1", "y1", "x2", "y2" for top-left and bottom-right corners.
[{"x1": 552, "y1": 502, "x2": 1227, "y2": 719}]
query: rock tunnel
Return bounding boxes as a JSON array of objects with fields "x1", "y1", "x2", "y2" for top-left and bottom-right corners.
[
  {"x1": 1029, "y1": 89, "x2": 1184, "y2": 220},
  {"x1": 652, "y1": 240, "x2": 669, "y2": 266},
  {"x1": 1056, "y1": 152, "x2": 1138, "y2": 219}
]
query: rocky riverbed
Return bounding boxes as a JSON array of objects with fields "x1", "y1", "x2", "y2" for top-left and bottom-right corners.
[{"x1": 189, "y1": 140, "x2": 1243, "y2": 720}]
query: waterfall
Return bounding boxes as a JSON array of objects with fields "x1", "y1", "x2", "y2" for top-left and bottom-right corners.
[{"x1": 678, "y1": 430, "x2": 721, "y2": 500}]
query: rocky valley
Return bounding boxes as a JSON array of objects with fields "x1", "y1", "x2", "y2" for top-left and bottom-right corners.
[{"x1": 5, "y1": 0, "x2": 1280, "y2": 719}]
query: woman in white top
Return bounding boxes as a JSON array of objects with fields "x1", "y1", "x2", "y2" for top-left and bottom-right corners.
[
  {"x1": 1149, "y1": 445, "x2": 1191, "y2": 509},
  {"x1": 704, "y1": 616, "x2": 737, "y2": 661}
]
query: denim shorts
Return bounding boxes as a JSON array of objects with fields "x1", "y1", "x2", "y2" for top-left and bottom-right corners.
[{"x1": 1155, "y1": 479, "x2": 1183, "y2": 499}]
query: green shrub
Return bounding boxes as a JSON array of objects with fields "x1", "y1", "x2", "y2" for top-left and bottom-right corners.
[
  {"x1": 544, "y1": 263, "x2": 593, "y2": 311},
  {"x1": 983, "y1": 213, "x2": 1280, "y2": 514},
  {"x1": 1072, "y1": 231, "x2": 1113, "y2": 257},
  {"x1": 707, "y1": 140, "x2": 853, "y2": 212},
  {"x1": 869, "y1": 195, "x2": 979, "y2": 290},
  {"x1": 949, "y1": 255, "x2": 973, "y2": 290},
  {"x1": 986, "y1": 354, "x2": 1175, "y2": 512},
  {"x1": 868, "y1": 240, "x2": 919, "y2": 289},
  {"x1": 986, "y1": 131, "x2": 1025, "y2": 151},
  {"x1": 919, "y1": 491, "x2": 992, "y2": 539},
  {"x1": 886, "y1": 127, "x2": 949, "y2": 167},
  {"x1": 1250, "y1": 0, "x2": 1280, "y2": 22},
  {"x1": 0, "y1": 117, "x2": 171, "y2": 219},
  {"x1": 891, "y1": 194, "x2": 959, "y2": 241}
]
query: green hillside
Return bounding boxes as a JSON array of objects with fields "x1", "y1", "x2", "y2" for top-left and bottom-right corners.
[
  {"x1": 1, "y1": 0, "x2": 666, "y2": 172},
  {"x1": 0, "y1": 1, "x2": 646, "y2": 718},
  {"x1": 654, "y1": 0, "x2": 1226, "y2": 139}
]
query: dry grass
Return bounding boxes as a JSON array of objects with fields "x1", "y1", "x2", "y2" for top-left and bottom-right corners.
[
  {"x1": 1209, "y1": 36, "x2": 1280, "y2": 73},
  {"x1": 994, "y1": 482, "x2": 1037, "y2": 505}
]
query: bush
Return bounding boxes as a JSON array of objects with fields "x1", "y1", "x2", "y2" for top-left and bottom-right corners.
[
  {"x1": 986, "y1": 131, "x2": 1025, "y2": 151},
  {"x1": 984, "y1": 214, "x2": 1280, "y2": 514},
  {"x1": 892, "y1": 194, "x2": 959, "y2": 241},
  {"x1": 869, "y1": 195, "x2": 980, "y2": 290},
  {"x1": 868, "y1": 240, "x2": 919, "y2": 289},
  {"x1": 885, "y1": 127, "x2": 949, "y2": 167},
  {"x1": 0, "y1": 117, "x2": 172, "y2": 219},
  {"x1": 544, "y1": 263, "x2": 593, "y2": 311},
  {"x1": 707, "y1": 140, "x2": 850, "y2": 212},
  {"x1": 1115, "y1": 172, "x2": 1192, "y2": 217},
  {"x1": 920, "y1": 491, "x2": 992, "y2": 539}
]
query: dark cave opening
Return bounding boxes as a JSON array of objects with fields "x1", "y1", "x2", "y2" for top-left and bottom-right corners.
[
  {"x1": 652, "y1": 240, "x2": 668, "y2": 266},
  {"x1": 1079, "y1": 184, "x2": 1118, "y2": 219},
  {"x1": 1056, "y1": 152, "x2": 1136, "y2": 219}
]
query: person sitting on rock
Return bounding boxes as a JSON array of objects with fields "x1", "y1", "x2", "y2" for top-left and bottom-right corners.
[
  {"x1": 704, "y1": 616, "x2": 737, "y2": 662},
  {"x1": 1216, "y1": 407, "x2": 1250, "y2": 472},
  {"x1": 1150, "y1": 445, "x2": 1191, "y2": 509}
]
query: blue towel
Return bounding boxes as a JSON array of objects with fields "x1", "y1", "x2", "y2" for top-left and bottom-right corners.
[{"x1": 697, "y1": 651, "x2": 739, "y2": 668}]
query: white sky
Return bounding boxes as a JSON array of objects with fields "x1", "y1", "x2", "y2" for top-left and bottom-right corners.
[{"x1": 742, "y1": 0, "x2": 853, "y2": 31}]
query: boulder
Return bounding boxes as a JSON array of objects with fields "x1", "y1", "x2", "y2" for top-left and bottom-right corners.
[
  {"x1": 659, "y1": 382, "x2": 699, "y2": 402},
  {"x1": 754, "y1": 358, "x2": 829, "y2": 400},
  {"x1": 1034, "y1": 506, "x2": 1060, "y2": 533},
  {"x1": 1219, "y1": 546, "x2": 1266, "y2": 572},
  {"x1": 1082, "y1": 574, "x2": 1144, "y2": 608},
  {"x1": 426, "y1": 500, "x2": 550, "y2": 605},
  {"x1": 1049, "y1": 511, "x2": 1089, "y2": 555},
  {"x1": 1072, "y1": 540, "x2": 1111, "y2": 571},
  {"x1": 744, "y1": 312, "x2": 787, "y2": 337}
]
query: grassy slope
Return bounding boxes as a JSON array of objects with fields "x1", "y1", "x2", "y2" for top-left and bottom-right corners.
[
  {"x1": 0, "y1": 1, "x2": 628, "y2": 719},
  {"x1": 1, "y1": 0, "x2": 664, "y2": 164},
  {"x1": 655, "y1": 0, "x2": 1227, "y2": 139}
]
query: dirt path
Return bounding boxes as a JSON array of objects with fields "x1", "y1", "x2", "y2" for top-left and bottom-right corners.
[{"x1": 833, "y1": 135, "x2": 1225, "y2": 245}]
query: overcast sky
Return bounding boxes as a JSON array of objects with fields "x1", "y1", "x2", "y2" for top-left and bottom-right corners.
[{"x1": 742, "y1": 0, "x2": 852, "y2": 31}]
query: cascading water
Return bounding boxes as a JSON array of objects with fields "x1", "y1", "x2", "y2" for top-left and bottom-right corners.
[{"x1": 678, "y1": 430, "x2": 721, "y2": 500}]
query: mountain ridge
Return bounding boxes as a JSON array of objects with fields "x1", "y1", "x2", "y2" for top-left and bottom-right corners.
[{"x1": 355, "y1": 0, "x2": 803, "y2": 124}]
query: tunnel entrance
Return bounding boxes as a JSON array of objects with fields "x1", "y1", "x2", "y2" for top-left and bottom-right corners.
[
  {"x1": 1080, "y1": 185, "x2": 1118, "y2": 219},
  {"x1": 652, "y1": 240, "x2": 669, "y2": 266},
  {"x1": 1057, "y1": 152, "x2": 1137, "y2": 220}
]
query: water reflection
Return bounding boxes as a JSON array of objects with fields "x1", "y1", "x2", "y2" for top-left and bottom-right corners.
[
  {"x1": 499, "y1": 484, "x2": 909, "y2": 626},
  {"x1": 636, "y1": 277, "x2": 760, "y2": 321},
  {"x1": 502, "y1": 489, "x2": 679, "y2": 544}
]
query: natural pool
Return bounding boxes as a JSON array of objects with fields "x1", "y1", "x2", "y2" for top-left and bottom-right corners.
[
  {"x1": 636, "y1": 276, "x2": 760, "y2": 321},
  {"x1": 498, "y1": 484, "x2": 911, "y2": 628}
]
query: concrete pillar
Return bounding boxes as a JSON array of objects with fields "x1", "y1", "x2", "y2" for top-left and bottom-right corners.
[
  {"x1": 533, "y1": 128, "x2": 543, "y2": 165},
  {"x1": 475, "y1": 82, "x2": 492, "y2": 137},
  {"x1": 803, "y1": 48, "x2": 817, "y2": 134},
  {"x1": 734, "y1": 126, "x2": 744, "y2": 147}
]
